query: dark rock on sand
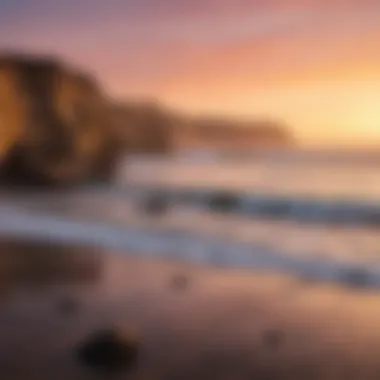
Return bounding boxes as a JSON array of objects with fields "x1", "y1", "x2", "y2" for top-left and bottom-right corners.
[
  {"x1": 262, "y1": 329, "x2": 285, "y2": 349},
  {"x1": 57, "y1": 295, "x2": 79, "y2": 315},
  {"x1": 0, "y1": 53, "x2": 123, "y2": 187},
  {"x1": 340, "y1": 267, "x2": 372, "y2": 288},
  {"x1": 169, "y1": 273, "x2": 190, "y2": 291},
  {"x1": 257, "y1": 200, "x2": 292, "y2": 219},
  {"x1": 208, "y1": 192, "x2": 240, "y2": 213},
  {"x1": 76, "y1": 328, "x2": 139, "y2": 373},
  {"x1": 142, "y1": 193, "x2": 170, "y2": 216}
]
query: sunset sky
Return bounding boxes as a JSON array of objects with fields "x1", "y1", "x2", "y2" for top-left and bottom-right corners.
[{"x1": 0, "y1": 0, "x2": 379, "y2": 146}]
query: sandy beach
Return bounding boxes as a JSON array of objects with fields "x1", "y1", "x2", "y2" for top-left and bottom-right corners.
[{"x1": 0, "y1": 239, "x2": 380, "y2": 379}]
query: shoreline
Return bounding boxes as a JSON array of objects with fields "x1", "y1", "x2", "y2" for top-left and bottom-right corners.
[
  {"x1": 0, "y1": 202, "x2": 380, "y2": 290},
  {"x1": 0, "y1": 239, "x2": 380, "y2": 379}
]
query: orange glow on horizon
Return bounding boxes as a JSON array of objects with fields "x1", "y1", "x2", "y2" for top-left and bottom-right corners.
[{"x1": 2, "y1": 1, "x2": 380, "y2": 147}]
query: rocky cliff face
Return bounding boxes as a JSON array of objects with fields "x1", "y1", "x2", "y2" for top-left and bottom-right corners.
[
  {"x1": 171, "y1": 116, "x2": 294, "y2": 151},
  {"x1": 112, "y1": 101, "x2": 173, "y2": 155},
  {"x1": 114, "y1": 102, "x2": 295, "y2": 154},
  {"x1": 114, "y1": 101, "x2": 294, "y2": 153},
  {"x1": 0, "y1": 53, "x2": 122, "y2": 187},
  {"x1": 0, "y1": 53, "x2": 294, "y2": 187}
]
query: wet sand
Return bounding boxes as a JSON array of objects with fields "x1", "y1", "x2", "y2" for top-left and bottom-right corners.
[{"x1": 0, "y1": 239, "x2": 380, "y2": 379}]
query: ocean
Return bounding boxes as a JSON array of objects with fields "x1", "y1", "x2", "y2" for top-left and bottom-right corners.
[
  {"x1": 1, "y1": 149, "x2": 380, "y2": 288},
  {"x1": 2, "y1": 149, "x2": 380, "y2": 379}
]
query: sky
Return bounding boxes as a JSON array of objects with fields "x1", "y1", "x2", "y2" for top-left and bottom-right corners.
[{"x1": 0, "y1": 0, "x2": 380, "y2": 147}]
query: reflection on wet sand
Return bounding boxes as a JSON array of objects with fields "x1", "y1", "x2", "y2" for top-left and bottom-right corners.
[
  {"x1": 1, "y1": 239, "x2": 380, "y2": 379},
  {"x1": 0, "y1": 240, "x2": 102, "y2": 292}
]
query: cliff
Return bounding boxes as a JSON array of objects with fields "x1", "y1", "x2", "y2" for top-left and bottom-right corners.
[
  {"x1": 114, "y1": 101, "x2": 294, "y2": 153},
  {"x1": 172, "y1": 116, "x2": 294, "y2": 151},
  {"x1": 0, "y1": 52, "x2": 293, "y2": 187},
  {"x1": 112, "y1": 100, "x2": 174, "y2": 155},
  {"x1": 0, "y1": 53, "x2": 122, "y2": 186}
]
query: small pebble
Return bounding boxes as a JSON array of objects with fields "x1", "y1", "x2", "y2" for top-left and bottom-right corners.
[
  {"x1": 142, "y1": 194, "x2": 169, "y2": 216},
  {"x1": 208, "y1": 192, "x2": 239, "y2": 213},
  {"x1": 169, "y1": 274, "x2": 190, "y2": 291},
  {"x1": 57, "y1": 296, "x2": 79, "y2": 315}
]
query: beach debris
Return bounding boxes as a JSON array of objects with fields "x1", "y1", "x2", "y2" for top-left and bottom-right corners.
[{"x1": 76, "y1": 327, "x2": 139, "y2": 373}]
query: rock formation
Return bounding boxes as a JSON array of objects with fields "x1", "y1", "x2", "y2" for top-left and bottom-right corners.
[
  {"x1": 76, "y1": 328, "x2": 139, "y2": 373},
  {"x1": 112, "y1": 100, "x2": 173, "y2": 155},
  {"x1": 113, "y1": 99, "x2": 294, "y2": 154},
  {"x1": 0, "y1": 52, "x2": 294, "y2": 187},
  {"x1": 0, "y1": 53, "x2": 122, "y2": 187},
  {"x1": 172, "y1": 116, "x2": 294, "y2": 151}
]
